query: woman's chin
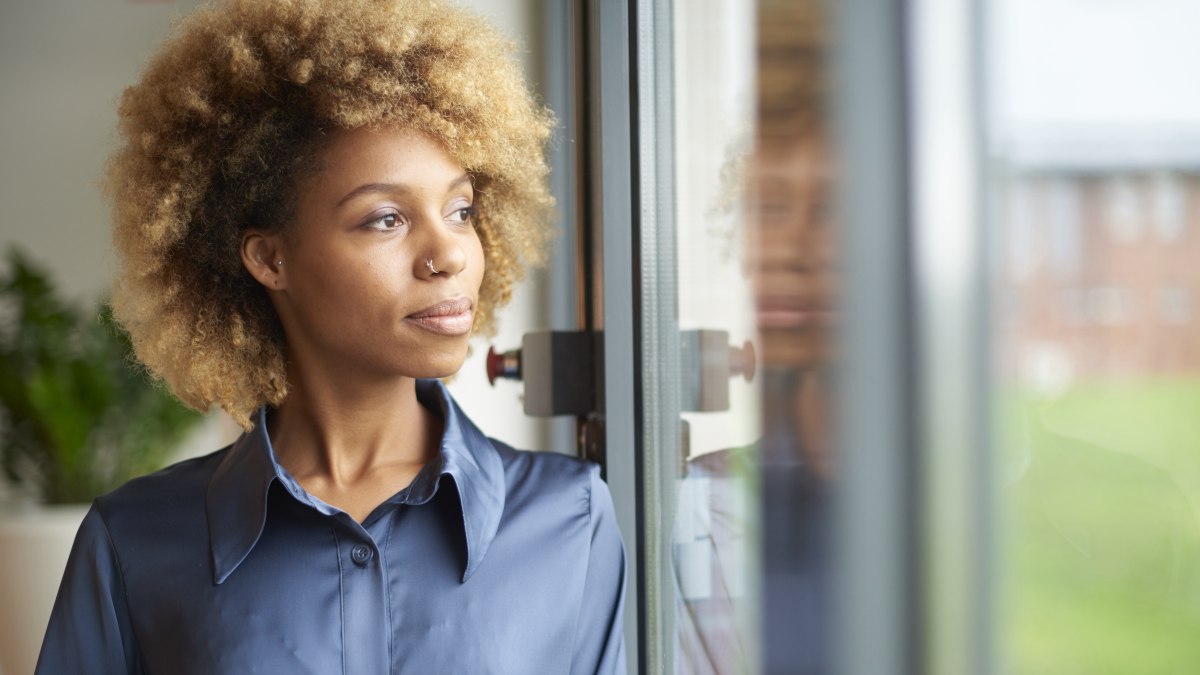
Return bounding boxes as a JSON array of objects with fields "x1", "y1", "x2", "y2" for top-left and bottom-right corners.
[
  {"x1": 759, "y1": 329, "x2": 834, "y2": 370},
  {"x1": 403, "y1": 349, "x2": 471, "y2": 380}
]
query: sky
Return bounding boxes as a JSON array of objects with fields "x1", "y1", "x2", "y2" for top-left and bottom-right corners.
[{"x1": 989, "y1": 0, "x2": 1200, "y2": 132}]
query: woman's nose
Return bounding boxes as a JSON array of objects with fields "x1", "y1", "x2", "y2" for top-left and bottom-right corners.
[{"x1": 413, "y1": 220, "x2": 468, "y2": 279}]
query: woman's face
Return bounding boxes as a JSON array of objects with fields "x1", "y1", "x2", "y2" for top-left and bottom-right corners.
[
  {"x1": 249, "y1": 126, "x2": 485, "y2": 382},
  {"x1": 753, "y1": 133, "x2": 839, "y2": 369}
]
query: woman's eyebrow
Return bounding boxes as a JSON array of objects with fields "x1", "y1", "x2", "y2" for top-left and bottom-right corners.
[
  {"x1": 335, "y1": 182, "x2": 411, "y2": 207},
  {"x1": 336, "y1": 174, "x2": 473, "y2": 207},
  {"x1": 447, "y1": 173, "x2": 472, "y2": 192}
]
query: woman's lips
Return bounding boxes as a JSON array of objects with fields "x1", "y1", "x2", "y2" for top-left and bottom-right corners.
[
  {"x1": 406, "y1": 297, "x2": 474, "y2": 336},
  {"x1": 756, "y1": 296, "x2": 838, "y2": 328}
]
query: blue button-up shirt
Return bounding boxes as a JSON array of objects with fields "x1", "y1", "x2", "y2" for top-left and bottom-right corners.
[{"x1": 36, "y1": 380, "x2": 627, "y2": 674}]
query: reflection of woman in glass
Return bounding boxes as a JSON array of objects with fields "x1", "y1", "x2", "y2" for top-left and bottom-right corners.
[
  {"x1": 756, "y1": 125, "x2": 837, "y2": 675},
  {"x1": 672, "y1": 2, "x2": 835, "y2": 674},
  {"x1": 37, "y1": 2, "x2": 626, "y2": 672},
  {"x1": 755, "y1": 1, "x2": 837, "y2": 674}
]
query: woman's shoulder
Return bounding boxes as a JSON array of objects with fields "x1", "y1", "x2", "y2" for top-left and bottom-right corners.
[
  {"x1": 491, "y1": 438, "x2": 596, "y2": 482},
  {"x1": 92, "y1": 446, "x2": 230, "y2": 525},
  {"x1": 487, "y1": 439, "x2": 607, "y2": 513}
]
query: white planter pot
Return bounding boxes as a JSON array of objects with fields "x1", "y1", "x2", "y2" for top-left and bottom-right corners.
[{"x1": 0, "y1": 504, "x2": 89, "y2": 675}]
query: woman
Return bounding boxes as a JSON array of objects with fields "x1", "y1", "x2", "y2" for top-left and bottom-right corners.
[{"x1": 36, "y1": 1, "x2": 627, "y2": 673}]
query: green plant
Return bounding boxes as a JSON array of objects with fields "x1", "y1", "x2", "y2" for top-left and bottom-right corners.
[{"x1": 0, "y1": 248, "x2": 202, "y2": 504}]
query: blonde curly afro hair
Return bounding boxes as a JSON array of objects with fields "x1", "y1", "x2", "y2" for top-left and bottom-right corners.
[{"x1": 107, "y1": 0, "x2": 555, "y2": 429}]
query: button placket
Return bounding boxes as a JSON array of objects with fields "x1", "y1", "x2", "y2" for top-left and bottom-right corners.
[{"x1": 338, "y1": 530, "x2": 389, "y2": 674}]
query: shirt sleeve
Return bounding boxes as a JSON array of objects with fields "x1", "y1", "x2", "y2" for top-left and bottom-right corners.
[
  {"x1": 35, "y1": 501, "x2": 140, "y2": 675},
  {"x1": 570, "y1": 464, "x2": 629, "y2": 675}
]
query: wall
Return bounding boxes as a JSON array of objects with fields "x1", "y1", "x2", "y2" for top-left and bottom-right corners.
[{"x1": 444, "y1": 0, "x2": 551, "y2": 453}]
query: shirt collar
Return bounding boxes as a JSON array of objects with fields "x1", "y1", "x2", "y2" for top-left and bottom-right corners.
[{"x1": 206, "y1": 378, "x2": 506, "y2": 585}]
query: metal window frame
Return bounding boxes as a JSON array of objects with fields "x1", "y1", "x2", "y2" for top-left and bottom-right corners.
[
  {"x1": 575, "y1": 1, "x2": 680, "y2": 672},
  {"x1": 586, "y1": 1, "x2": 645, "y2": 671},
  {"x1": 631, "y1": 0, "x2": 680, "y2": 672},
  {"x1": 542, "y1": 1, "x2": 643, "y2": 670},
  {"x1": 831, "y1": 1, "x2": 992, "y2": 675},
  {"x1": 908, "y1": 0, "x2": 994, "y2": 674},
  {"x1": 829, "y1": 0, "x2": 922, "y2": 673}
]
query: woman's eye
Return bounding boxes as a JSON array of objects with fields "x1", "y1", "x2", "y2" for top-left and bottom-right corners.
[
  {"x1": 449, "y1": 206, "x2": 476, "y2": 224},
  {"x1": 365, "y1": 212, "x2": 402, "y2": 230}
]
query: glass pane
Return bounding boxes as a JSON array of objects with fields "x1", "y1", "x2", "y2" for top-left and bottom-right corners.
[
  {"x1": 988, "y1": 1, "x2": 1200, "y2": 672},
  {"x1": 636, "y1": 0, "x2": 761, "y2": 672},
  {"x1": 640, "y1": 0, "x2": 843, "y2": 672}
]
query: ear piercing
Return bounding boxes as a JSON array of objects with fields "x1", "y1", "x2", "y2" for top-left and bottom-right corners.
[
  {"x1": 426, "y1": 258, "x2": 439, "y2": 275},
  {"x1": 276, "y1": 260, "x2": 283, "y2": 266}
]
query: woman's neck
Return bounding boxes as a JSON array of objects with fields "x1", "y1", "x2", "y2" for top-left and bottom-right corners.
[{"x1": 267, "y1": 365, "x2": 438, "y2": 490}]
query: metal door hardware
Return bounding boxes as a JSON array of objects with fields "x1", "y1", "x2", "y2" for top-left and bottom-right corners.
[
  {"x1": 487, "y1": 331, "x2": 599, "y2": 417},
  {"x1": 487, "y1": 329, "x2": 754, "y2": 417},
  {"x1": 680, "y1": 329, "x2": 755, "y2": 413}
]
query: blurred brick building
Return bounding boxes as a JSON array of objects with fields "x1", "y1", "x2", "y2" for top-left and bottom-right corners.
[{"x1": 998, "y1": 126, "x2": 1200, "y2": 379}]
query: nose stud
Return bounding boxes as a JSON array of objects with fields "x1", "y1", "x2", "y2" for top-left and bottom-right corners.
[{"x1": 426, "y1": 258, "x2": 439, "y2": 275}]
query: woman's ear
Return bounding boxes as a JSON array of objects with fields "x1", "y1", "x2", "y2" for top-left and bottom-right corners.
[{"x1": 241, "y1": 231, "x2": 287, "y2": 291}]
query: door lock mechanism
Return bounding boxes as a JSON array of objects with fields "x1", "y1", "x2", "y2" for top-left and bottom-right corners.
[
  {"x1": 486, "y1": 331, "x2": 599, "y2": 417},
  {"x1": 487, "y1": 329, "x2": 755, "y2": 417}
]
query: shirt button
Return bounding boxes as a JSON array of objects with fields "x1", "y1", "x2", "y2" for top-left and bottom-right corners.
[{"x1": 350, "y1": 543, "x2": 373, "y2": 566}]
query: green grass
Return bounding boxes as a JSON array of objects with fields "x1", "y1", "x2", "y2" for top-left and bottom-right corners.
[{"x1": 1001, "y1": 376, "x2": 1200, "y2": 674}]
